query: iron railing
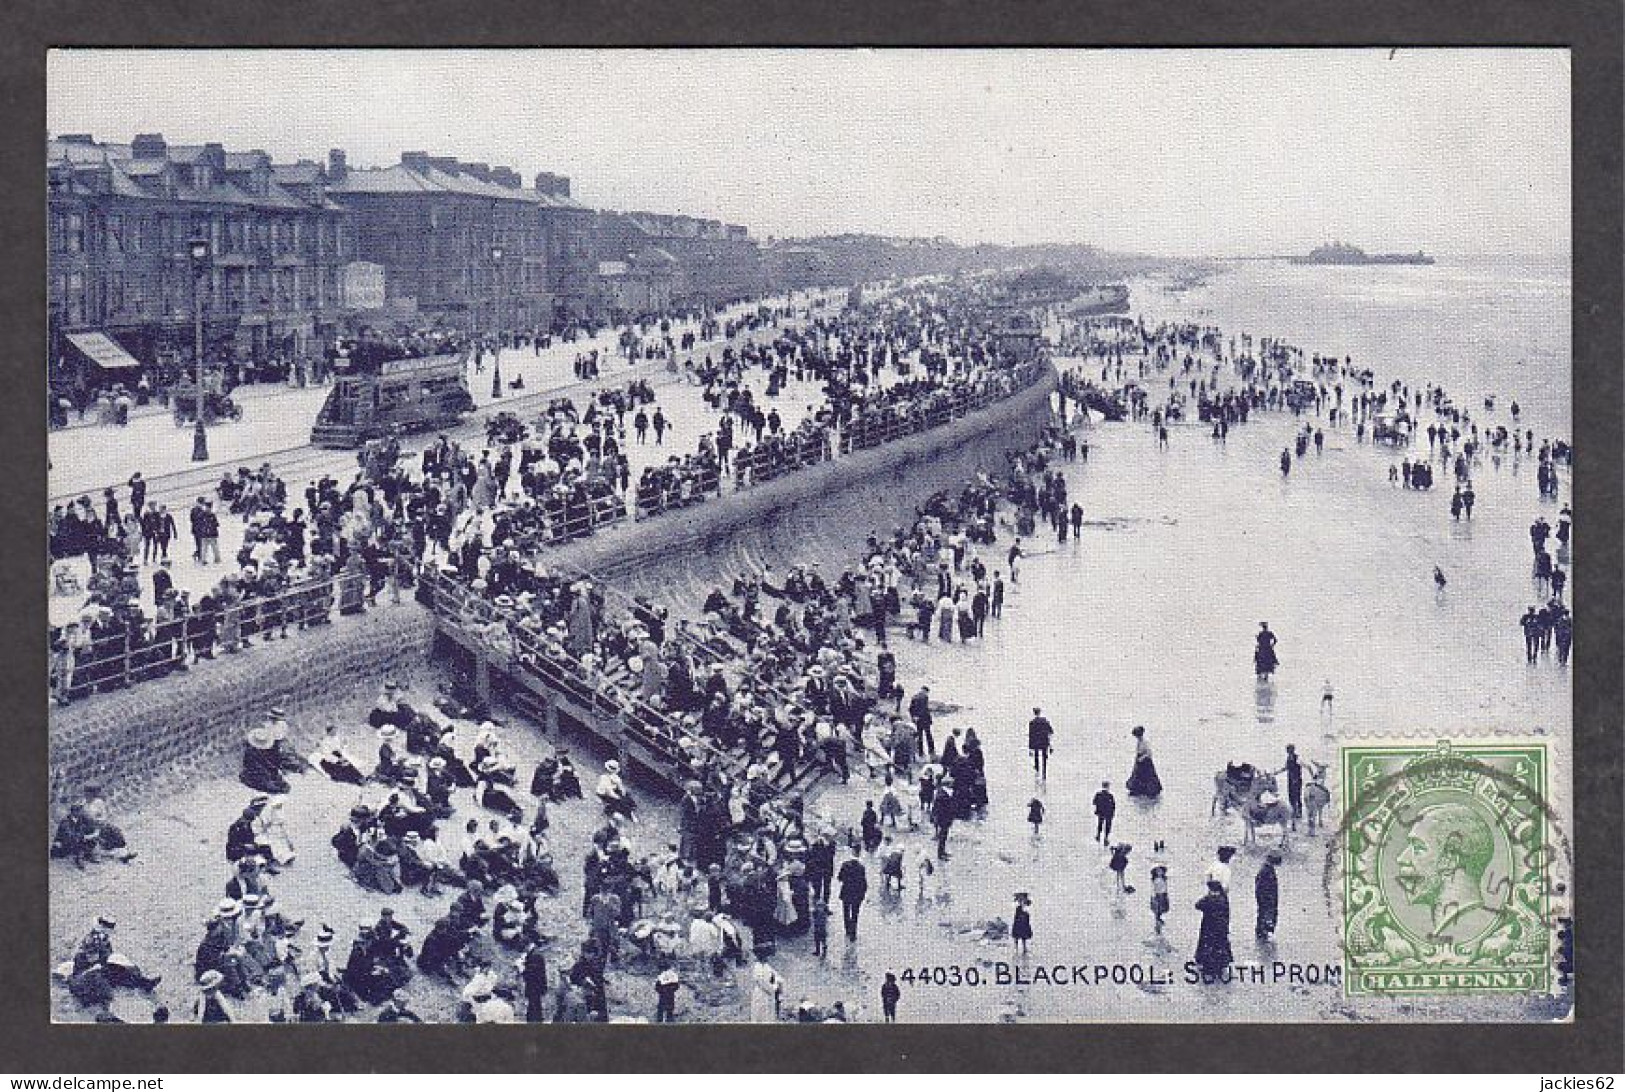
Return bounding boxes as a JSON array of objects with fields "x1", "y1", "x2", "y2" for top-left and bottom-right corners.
[
  {"x1": 49, "y1": 566, "x2": 369, "y2": 702},
  {"x1": 421, "y1": 567, "x2": 749, "y2": 786}
]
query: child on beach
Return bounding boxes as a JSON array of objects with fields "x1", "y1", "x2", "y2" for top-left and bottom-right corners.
[
  {"x1": 1027, "y1": 797, "x2": 1046, "y2": 837},
  {"x1": 1109, "y1": 843, "x2": 1134, "y2": 894},
  {"x1": 880, "y1": 836, "x2": 905, "y2": 894},
  {"x1": 879, "y1": 778, "x2": 905, "y2": 828},
  {"x1": 1150, "y1": 865, "x2": 1170, "y2": 931},
  {"x1": 1011, "y1": 893, "x2": 1034, "y2": 955},
  {"x1": 914, "y1": 847, "x2": 937, "y2": 902}
]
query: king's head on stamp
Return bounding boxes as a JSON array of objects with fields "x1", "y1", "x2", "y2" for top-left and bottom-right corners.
[{"x1": 1394, "y1": 802, "x2": 1499, "y2": 943}]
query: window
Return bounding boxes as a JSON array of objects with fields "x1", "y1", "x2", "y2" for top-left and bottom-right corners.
[
  {"x1": 66, "y1": 213, "x2": 84, "y2": 254},
  {"x1": 65, "y1": 272, "x2": 85, "y2": 324}
]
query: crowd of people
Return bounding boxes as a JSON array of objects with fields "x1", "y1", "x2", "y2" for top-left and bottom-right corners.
[
  {"x1": 53, "y1": 278, "x2": 1574, "y2": 1024},
  {"x1": 1059, "y1": 312, "x2": 1576, "y2": 669},
  {"x1": 49, "y1": 284, "x2": 1049, "y2": 704}
]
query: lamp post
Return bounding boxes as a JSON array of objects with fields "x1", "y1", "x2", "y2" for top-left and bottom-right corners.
[
  {"x1": 188, "y1": 234, "x2": 211, "y2": 461},
  {"x1": 490, "y1": 243, "x2": 504, "y2": 399}
]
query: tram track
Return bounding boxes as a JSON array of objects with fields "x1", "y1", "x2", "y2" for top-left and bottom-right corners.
[{"x1": 49, "y1": 293, "x2": 843, "y2": 512}]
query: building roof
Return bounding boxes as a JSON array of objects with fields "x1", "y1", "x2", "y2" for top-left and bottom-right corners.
[
  {"x1": 47, "y1": 138, "x2": 335, "y2": 213},
  {"x1": 272, "y1": 162, "x2": 325, "y2": 186},
  {"x1": 330, "y1": 163, "x2": 587, "y2": 209}
]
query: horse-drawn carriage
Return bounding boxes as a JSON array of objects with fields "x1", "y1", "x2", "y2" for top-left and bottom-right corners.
[
  {"x1": 1284, "y1": 378, "x2": 1320, "y2": 412},
  {"x1": 1372, "y1": 411, "x2": 1411, "y2": 446},
  {"x1": 170, "y1": 381, "x2": 243, "y2": 426}
]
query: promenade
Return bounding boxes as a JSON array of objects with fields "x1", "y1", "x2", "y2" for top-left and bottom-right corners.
[{"x1": 47, "y1": 291, "x2": 844, "y2": 627}]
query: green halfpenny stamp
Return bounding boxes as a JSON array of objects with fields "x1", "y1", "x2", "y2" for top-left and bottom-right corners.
[{"x1": 1341, "y1": 739, "x2": 1551, "y2": 996}]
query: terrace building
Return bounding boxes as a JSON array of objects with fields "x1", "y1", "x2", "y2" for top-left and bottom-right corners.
[
  {"x1": 325, "y1": 151, "x2": 584, "y2": 332},
  {"x1": 46, "y1": 133, "x2": 351, "y2": 396}
]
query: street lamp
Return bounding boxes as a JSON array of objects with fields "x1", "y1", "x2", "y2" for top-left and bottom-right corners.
[
  {"x1": 188, "y1": 234, "x2": 212, "y2": 461},
  {"x1": 490, "y1": 243, "x2": 504, "y2": 399}
]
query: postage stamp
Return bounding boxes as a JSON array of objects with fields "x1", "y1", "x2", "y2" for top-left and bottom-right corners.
[{"x1": 1340, "y1": 740, "x2": 1553, "y2": 996}]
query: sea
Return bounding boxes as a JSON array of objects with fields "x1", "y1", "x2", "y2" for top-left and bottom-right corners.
[{"x1": 1130, "y1": 255, "x2": 1572, "y2": 439}]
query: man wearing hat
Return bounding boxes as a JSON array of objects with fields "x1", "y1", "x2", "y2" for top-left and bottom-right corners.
[
  {"x1": 293, "y1": 970, "x2": 335, "y2": 1022},
  {"x1": 193, "y1": 970, "x2": 235, "y2": 1023},
  {"x1": 596, "y1": 760, "x2": 636, "y2": 821},
  {"x1": 368, "y1": 681, "x2": 414, "y2": 731},
  {"x1": 374, "y1": 724, "x2": 410, "y2": 784},
  {"x1": 310, "y1": 924, "x2": 361, "y2": 1014},
  {"x1": 908, "y1": 685, "x2": 935, "y2": 759},
  {"x1": 226, "y1": 855, "x2": 270, "y2": 901},
  {"x1": 309, "y1": 725, "x2": 366, "y2": 785},
  {"x1": 193, "y1": 899, "x2": 246, "y2": 996},
  {"x1": 1255, "y1": 851, "x2": 1282, "y2": 940},
  {"x1": 836, "y1": 846, "x2": 869, "y2": 942},
  {"x1": 71, "y1": 914, "x2": 161, "y2": 995}
]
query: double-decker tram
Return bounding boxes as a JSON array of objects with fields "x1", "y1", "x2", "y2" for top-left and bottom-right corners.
[{"x1": 310, "y1": 339, "x2": 475, "y2": 448}]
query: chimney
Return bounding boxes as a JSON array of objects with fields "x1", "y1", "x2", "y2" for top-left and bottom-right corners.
[
  {"x1": 533, "y1": 172, "x2": 571, "y2": 198},
  {"x1": 462, "y1": 162, "x2": 492, "y2": 183},
  {"x1": 490, "y1": 166, "x2": 521, "y2": 189},
  {"x1": 325, "y1": 149, "x2": 347, "y2": 181},
  {"x1": 203, "y1": 142, "x2": 226, "y2": 168},
  {"x1": 57, "y1": 133, "x2": 96, "y2": 145},
  {"x1": 131, "y1": 133, "x2": 168, "y2": 160},
  {"x1": 400, "y1": 151, "x2": 431, "y2": 173},
  {"x1": 428, "y1": 156, "x2": 459, "y2": 174}
]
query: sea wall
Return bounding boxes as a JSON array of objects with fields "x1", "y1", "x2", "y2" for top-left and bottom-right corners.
[
  {"x1": 48, "y1": 365, "x2": 1056, "y2": 806},
  {"x1": 542, "y1": 366, "x2": 1058, "y2": 606},
  {"x1": 48, "y1": 606, "x2": 438, "y2": 811}
]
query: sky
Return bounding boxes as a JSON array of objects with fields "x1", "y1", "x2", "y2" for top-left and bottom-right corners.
[{"x1": 47, "y1": 49, "x2": 1570, "y2": 258}]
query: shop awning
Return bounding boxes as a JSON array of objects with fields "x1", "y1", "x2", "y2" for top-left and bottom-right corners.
[{"x1": 65, "y1": 331, "x2": 142, "y2": 370}]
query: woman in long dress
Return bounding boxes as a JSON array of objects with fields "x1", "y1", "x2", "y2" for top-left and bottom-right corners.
[
  {"x1": 1125, "y1": 725, "x2": 1163, "y2": 799},
  {"x1": 956, "y1": 592, "x2": 976, "y2": 642},
  {"x1": 1193, "y1": 880, "x2": 1233, "y2": 978}
]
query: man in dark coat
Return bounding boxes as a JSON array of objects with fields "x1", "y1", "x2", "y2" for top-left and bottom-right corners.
[
  {"x1": 908, "y1": 686, "x2": 935, "y2": 759},
  {"x1": 152, "y1": 560, "x2": 174, "y2": 603},
  {"x1": 225, "y1": 800, "x2": 270, "y2": 862},
  {"x1": 1254, "y1": 851, "x2": 1281, "y2": 939},
  {"x1": 836, "y1": 848, "x2": 868, "y2": 942},
  {"x1": 1276, "y1": 745, "x2": 1304, "y2": 824},
  {"x1": 1027, "y1": 707, "x2": 1054, "y2": 779},
  {"x1": 805, "y1": 832, "x2": 836, "y2": 906},
  {"x1": 521, "y1": 940, "x2": 550, "y2": 1022},
  {"x1": 930, "y1": 783, "x2": 956, "y2": 860},
  {"x1": 1091, "y1": 781, "x2": 1116, "y2": 844}
]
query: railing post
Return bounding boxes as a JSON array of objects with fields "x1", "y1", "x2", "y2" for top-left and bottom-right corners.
[{"x1": 473, "y1": 649, "x2": 493, "y2": 711}]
